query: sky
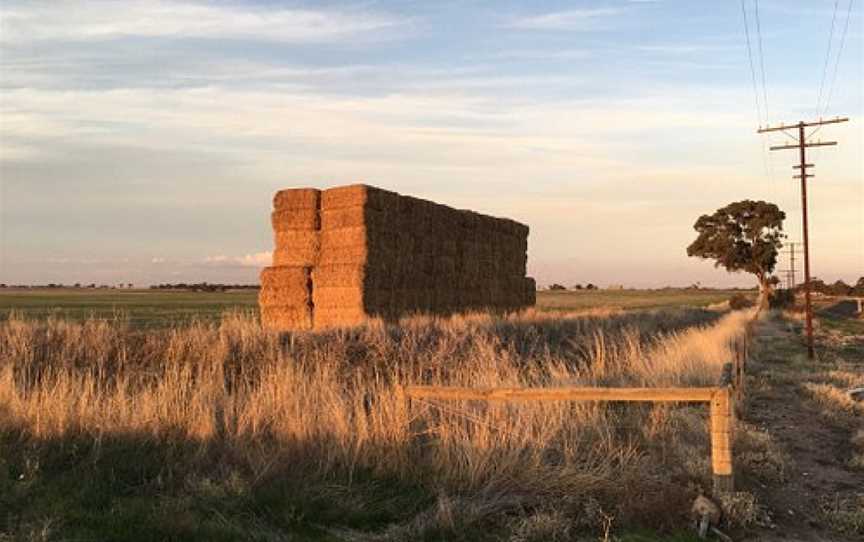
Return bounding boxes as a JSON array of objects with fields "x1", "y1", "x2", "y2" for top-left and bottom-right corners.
[{"x1": 0, "y1": 0, "x2": 861, "y2": 288}]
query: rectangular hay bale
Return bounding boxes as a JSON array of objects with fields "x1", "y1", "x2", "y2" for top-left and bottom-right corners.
[
  {"x1": 271, "y1": 208, "x2": 319, "y2": 232},
  {"x1": 321, "y1": 184, "x2": 399, "y2": 211},
  {"x1": 260, "y1": 305, "x2": 313, "y2": 331},
  {"x1": 272, "y1": 231, "x2": 320, "y2": 266},
  {"x1": 320, "y1": 205, "x2": 388, "y2": 231},
  {"x1": 260, "y1": 265, "x2": 310, "y2": 290},
  {"x1": 258, "y1": 285, "x2": 310, "y2": 307},
  {"x1": 273, "y1": 188, "x2": 320, "y2": 211},
  {"x1": 313, "y1": 307, "x2": 369, "y2": 329},
  {"x1": 312, "y1": 264, "x2": 387, "y2": 289}
]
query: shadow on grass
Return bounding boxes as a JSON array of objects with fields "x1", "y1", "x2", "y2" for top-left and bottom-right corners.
[
  {"x1": 0, "y1": 428, "x2": 438, "y2": 542},
  {"x1": 0, "y1": 427, "x2": 710, "y2": 542}
]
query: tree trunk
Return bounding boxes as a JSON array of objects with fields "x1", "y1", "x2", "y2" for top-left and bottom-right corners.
[{"x1": 757, "y1": 277, "x2": 773, "y2": 312}]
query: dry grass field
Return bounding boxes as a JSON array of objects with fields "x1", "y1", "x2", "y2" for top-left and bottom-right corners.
[{"x1": 0, "y1": 304, "x2": 786, "y2": 541}]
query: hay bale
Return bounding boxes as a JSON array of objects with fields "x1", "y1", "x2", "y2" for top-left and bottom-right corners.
[
  {"x1": 260, "y1": 305, "x2": 313, "y2": 330},
  {"x1": 318, "y1": 226, "x2": 397, "y2": 266},
  {"x1": 258, "y1": 285, "x2": 311, "y2": 307},
  {"x1": 271, "y1": 208, "x2": 319, "y2": 232},
  {"x1": 524, "y1": 277, "x2": 536, "y2": 306},
  {"x1": 313, "y1": 307, "x2": 368, "y2": 329},
  {"x1": 320, "y1": 205, "x2": 388, "y2": 231},
  {"x1": 312, "y1": 264, "x2": 388, "y2": 289},
  {"x1": 319, "y1": 226, "x2": 394, "y2": 249},
  {"x1": 313, "y1": 286, "x2": 391, "y2": 310},
  {"x1": 260, "y1": 265, "x2": 309, "y2": 289},
  {"x1": 321, "y1": 184, "x2": 399, "y2": 211},
  {"x1": 318, "y1": 245, "x2": 394, "y2": 266},
  {"x1": 272, "y1": 231, "x2": 320, "y2": 266},
  {"x1": 273, "y1": 188, "x2": 320, "y2": 211}
]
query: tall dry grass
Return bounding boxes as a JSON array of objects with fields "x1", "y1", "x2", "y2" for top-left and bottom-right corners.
[{"x1": 0, "y1": 307, "x2": 763, "y2": 538}]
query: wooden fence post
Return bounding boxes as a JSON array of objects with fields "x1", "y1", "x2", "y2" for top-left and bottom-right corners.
[{"x1": 710, "y1": 385, "x2": 734, "y2": 495}]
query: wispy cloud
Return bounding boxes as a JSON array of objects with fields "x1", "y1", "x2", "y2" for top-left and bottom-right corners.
[
  {"x1": 204, "y1": 252, "x2": 271, "y2": 268},
  {"x1": 636, "y1": 44, "x2": 737, "y2": 55},
  {"x1": 505, "y1": 8, "x2": 622, "y2": 31},
  {"x1": 483, "y1": 49, "x2": 591, "y2": 61},
  {"x1": 0, "y1": 1, "x2": 407, "y2": 44}
]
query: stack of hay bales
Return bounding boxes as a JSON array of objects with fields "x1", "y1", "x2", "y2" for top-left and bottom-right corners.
[
  {"x1": 258, "y1": 188, "x2": 320, "y2": 330},
  {"x1": 314, "y1": 185, "x2": 402, "y2": 328},
  {"x1": 258, "y1": 183, "x2": 535, "y2": 331}
]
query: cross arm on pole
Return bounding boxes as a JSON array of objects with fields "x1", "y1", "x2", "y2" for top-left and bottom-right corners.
[
  {"x1": 769, "y1": 141, "x2": 837, "y2": 151},
  {"x1": 801, "y1": 117, "x2": 849, "y2": 129},
  {"x1": 758, "y1": 117, "x2": 849, "y2": 133}
]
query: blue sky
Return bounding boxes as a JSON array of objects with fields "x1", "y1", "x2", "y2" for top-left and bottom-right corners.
[{"x1": 0, "y1": 0, "x2": 861, "y2": 287}]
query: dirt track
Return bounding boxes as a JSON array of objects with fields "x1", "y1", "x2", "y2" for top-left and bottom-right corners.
[{"x1": 742, "y1": 314, "x2": 863, "y2": 541}]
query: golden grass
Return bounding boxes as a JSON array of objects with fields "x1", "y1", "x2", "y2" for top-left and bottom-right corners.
[{"x1": 0, "y1": 307, "x2": 764, "y2": 537}]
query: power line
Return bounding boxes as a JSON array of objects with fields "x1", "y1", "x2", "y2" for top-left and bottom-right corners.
[
  {"x1": 810, "y1": 0, "x2": 855, "y2": 139},
  {"x1": 815, "y1": 0, "x2": 840, "y2": 115},
  {"x1": 754, "y1": 0, "x2": 770, "y2": 122},
  {"x1": 741, "y1": 0, "x2": 763, "y2": 124},
  {"x1": 741, "y1": 0, "x2": 776, "y2": 199},
  {"x1": 823, "y1": 0, "x2": 855, "y2": 116}
]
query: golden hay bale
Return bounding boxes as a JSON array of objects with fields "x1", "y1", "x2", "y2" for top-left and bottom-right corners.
[
  {"x1": 271, "y1": 208, "x2": 319, "y2": 232},
  {"x1": 312, "y1": 286, "x2": 364, "y2": 309},
  {"x1": 273, "y1": 247, "x2": 319, "y2": 267},
  {"x1": 313, "y1": 307, "x2": 368, "y2": 329},
  {"x1": 312, "y1": 264, "x2": 388, "y2": 289},
  {"x1": 273, "y1": 188, "x2": 320, "y2": 211},
  {"x1": 274, "y1": 230, "x2": 320, "y2": 250},
  {"x1": 318, "y1": 226, "x2": 397, "y2": 266},
  {"x1": 320, "y1": 206, "x2": 388, "y2": 231},
  {"x1": 321, "y1": 184, "x2": 399, "y2": 211},
  {"x1": 260, "y1": 305, "x2": 313, "y2": 331},
  {"x1": 312, "y1": 286, "x2": 392, "y2": 310},
  {"x1": 318, "y1": 245, "x2": 395, "y2": 266},
  {"x1": 260, "y1": 265, "x2": 309, "y2": 289},
  {"x1": 319, "y1": 226, "x2": 395, "y2": 249},
  {"x1": 258, "y1": 286, "x2": 310, "y2": 307},
  {"x1": 272, "y1": 231, "x2": 320, "y2": 266}
]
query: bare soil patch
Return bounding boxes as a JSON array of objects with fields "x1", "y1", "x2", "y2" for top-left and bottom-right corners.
[{"x1": 742, "y1": 313, "x2": 864, "y2": 541}]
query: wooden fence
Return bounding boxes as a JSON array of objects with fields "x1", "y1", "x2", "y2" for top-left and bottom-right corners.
[{"x1": 405, "y1": 316, "x2": 757, "y2": 497}]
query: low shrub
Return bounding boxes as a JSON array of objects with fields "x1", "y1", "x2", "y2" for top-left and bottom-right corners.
[{"x1": 729, "y1": 294, "x2": 754, "y2": 310}]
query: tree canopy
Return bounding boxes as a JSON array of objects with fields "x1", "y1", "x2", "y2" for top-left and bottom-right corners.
[{"x1": 687, "y1": 200, "x2": 785, "y2": 289}]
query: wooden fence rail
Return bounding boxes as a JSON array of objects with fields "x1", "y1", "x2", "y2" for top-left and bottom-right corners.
[
  {"x1": 405, "y1": 384, "x2": 736, "y2": 495},
  {"x1": 404, "y1": 315, "x2": 757, "y2": 497}
]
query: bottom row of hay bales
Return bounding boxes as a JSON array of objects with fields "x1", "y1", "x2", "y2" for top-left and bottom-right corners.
[
  {"x1": 258, "y1": 266, "x2": 313, "y2": 329},
  {"x1": 259, "y1": 264, "x2": 535, "y2": 330}
]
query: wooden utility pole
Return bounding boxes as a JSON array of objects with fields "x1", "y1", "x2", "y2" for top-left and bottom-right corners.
[
  {"x1": 788, "y1": 242, "x2": 796, "y2": 289},
  {"x1": 758, "y1": 116, "x2": 848, "y2": 359},
  {"x1": 781, "y1": 242, "x2": 797, "y2": 290}
]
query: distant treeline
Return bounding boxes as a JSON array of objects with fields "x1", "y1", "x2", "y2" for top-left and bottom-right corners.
[
  {"x1": 0, "y1": 283, "x2": 260, "y2": 292},
  {"x1": 149, "y1": 283, "x2": 260, "y2": 292},
  {"x1": 545, "y1": 284, "x2": 759, "y2": 292},
  {"x1": 797, "y1": 277, "x2": 864, "y2": 296},
  {"x1": 0, "y1": 283, "x2": 134, "y2": 289}
]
